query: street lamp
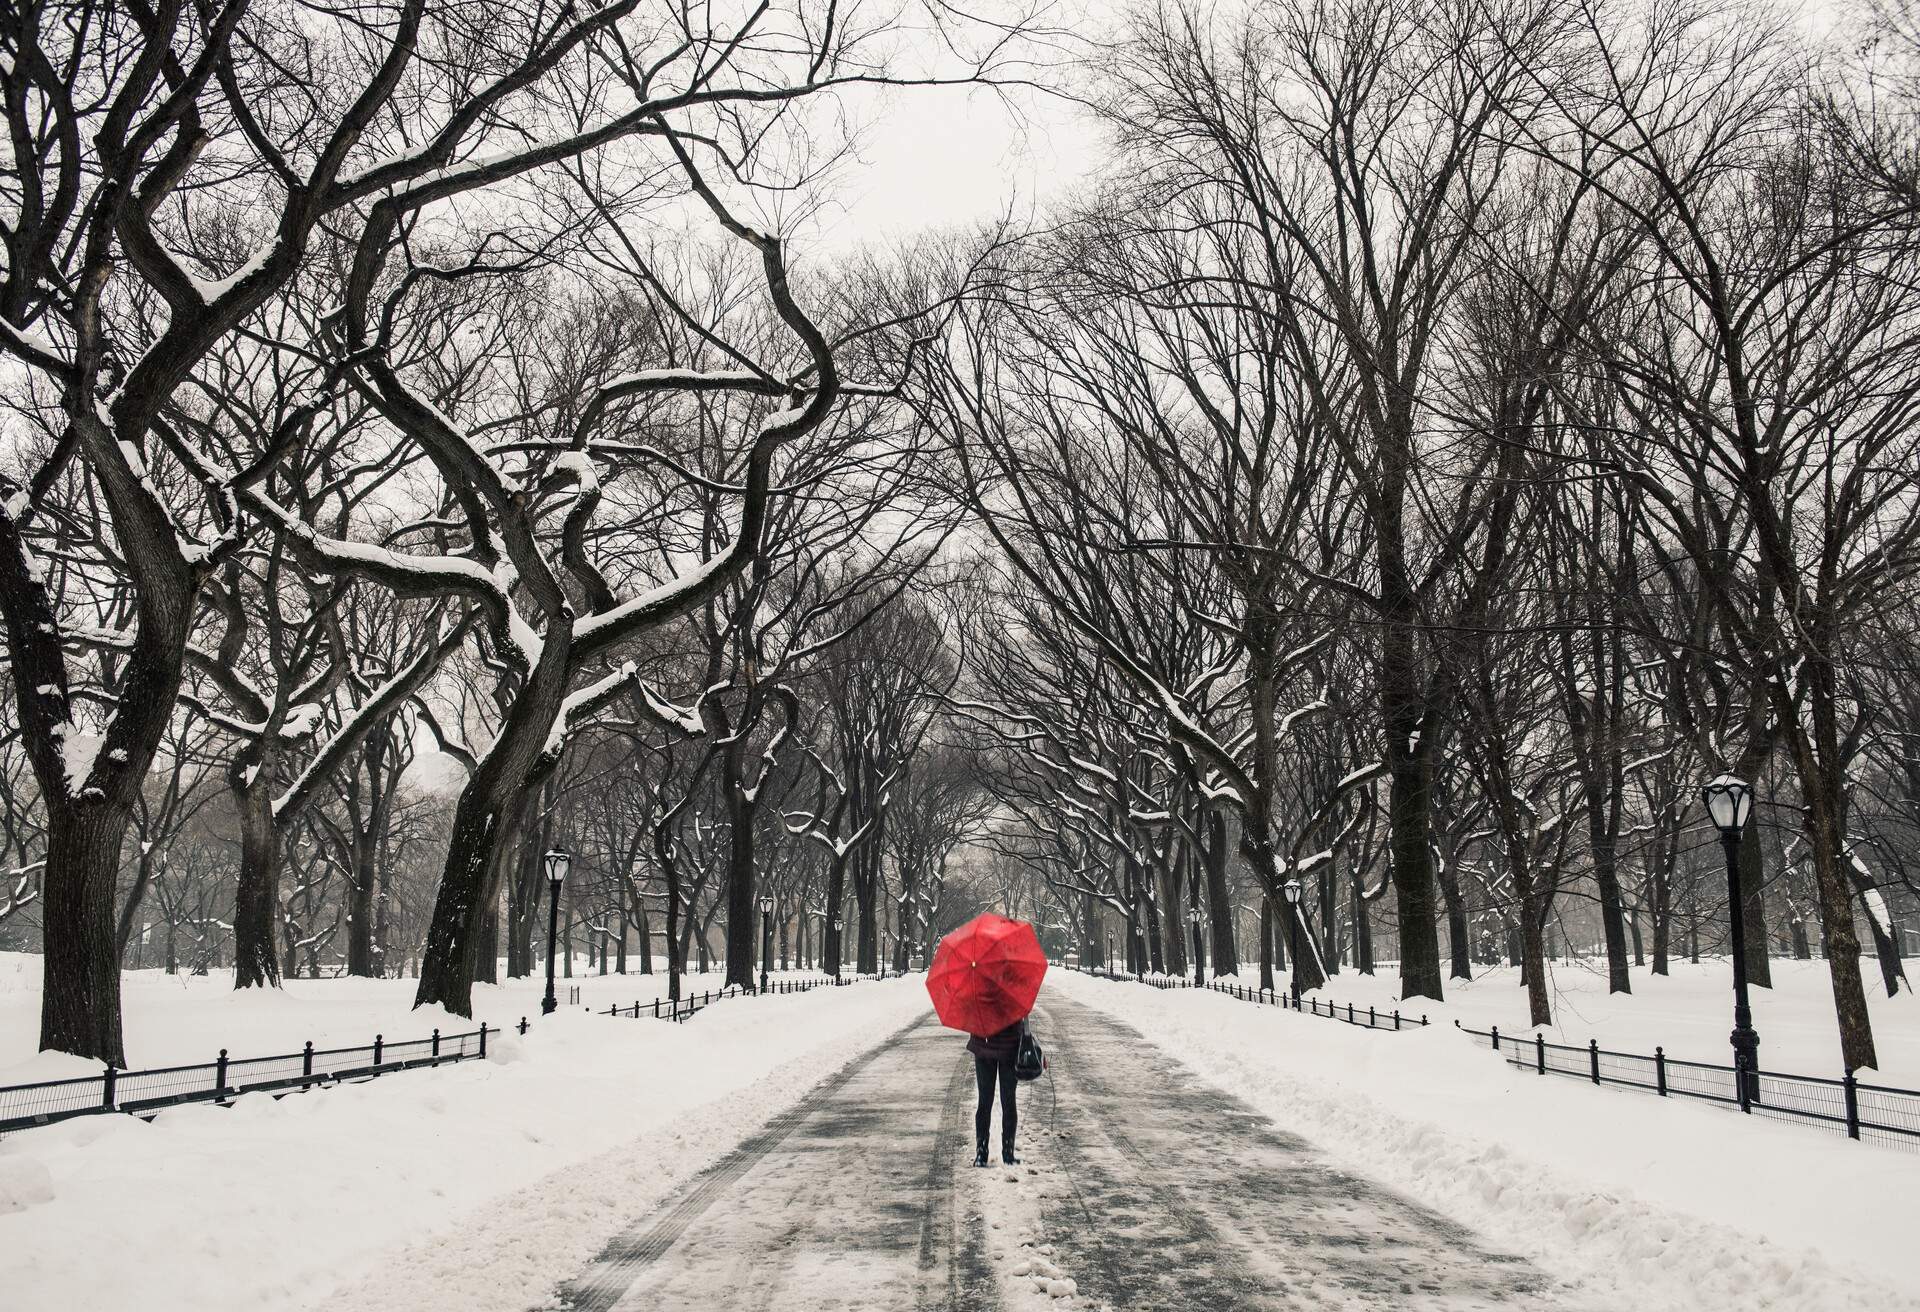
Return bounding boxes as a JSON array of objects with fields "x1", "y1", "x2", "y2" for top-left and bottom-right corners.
[
  {"x1": 541, "y1": 846, "x2": 571, "y2": 1015},
  {"x1": 1187, "y1": 904, "x2": 1204, "y2": 989},
  {"x1": 1701, "y1": 774, "x2": 1762, "y2": 1109},
  {"x1": 1283, "y1": 879, "x2": 1303, "y2": 1009},
  {"x1": 758, "y1": 895, "x2": 774, "y2": 993}
]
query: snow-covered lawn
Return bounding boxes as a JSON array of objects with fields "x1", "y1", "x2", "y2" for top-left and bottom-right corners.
[
  {"x1": 0, "y1": 951, "x2": 842, "y2": 1076},
  {"x1": 0, "y1": 966, "x2": 929, "y2": 1312},
  {"x1": 1207, "y1": 956, "x2": 1920, "y2": 1083},
  {"x1": 1057, "y1": 967, "x2": 1920, "y2": 1311}
]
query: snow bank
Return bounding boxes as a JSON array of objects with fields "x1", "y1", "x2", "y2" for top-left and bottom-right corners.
[
  {"x1": 1204, "y1": 956, "x2": 1920, "y2": 1083},
  {"x1": 0, "y1": 976, "x2": 929, "y2": 1312},
  {"x1": 1057, "y1": 969, "x2": 1920, "y2": 1311},
  {"x1": 0, "y1": 951, "x2": 840, "y2": 1073}
]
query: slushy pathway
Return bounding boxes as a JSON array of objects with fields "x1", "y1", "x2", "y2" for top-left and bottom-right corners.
[{"x1": 550, "y1": 993, "x2": 1569, "y2": 1311}]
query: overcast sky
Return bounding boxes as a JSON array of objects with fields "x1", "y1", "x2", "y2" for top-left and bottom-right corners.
[{"x1": 803, "y1": 74, "x2": 1110, "y2": 254}]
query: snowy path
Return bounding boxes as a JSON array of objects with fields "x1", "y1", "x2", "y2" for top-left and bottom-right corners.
[{"x1": 550, "y1": 993, "x2": 1569, "y2": 1312}]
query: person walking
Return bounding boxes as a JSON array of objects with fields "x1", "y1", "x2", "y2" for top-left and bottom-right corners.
[
  {"x1": 967, "y1": 1018, "x2": 1025, "y2": 1166},
  {"x1": 925, "y1": 911, "x2": 1049, "y2": 1168}
]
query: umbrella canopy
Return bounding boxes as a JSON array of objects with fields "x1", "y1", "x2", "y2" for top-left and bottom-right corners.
[{"x1": 927, "y1": 913, "x2": 1048, "y2": 1035}]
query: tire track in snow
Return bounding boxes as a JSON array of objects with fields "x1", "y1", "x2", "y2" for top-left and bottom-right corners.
[
  {"x1": 552, "y1": 1013, "x2": 922, "y2": 1312},
  {"x1": 1031, "y1": 992, "x2": 1562, "y2": 1310},
  {"x1": 552, "y1": 1012, "x2": 999, "y2": 1312}
]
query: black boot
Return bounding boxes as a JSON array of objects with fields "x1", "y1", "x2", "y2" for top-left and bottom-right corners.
[
  {"x1": 1001, "y1": 1136, "x2": 1020, "y2": 1165},
  {"x1": 973, "y1": 1138, "x2": 990, "y2": 1167}
]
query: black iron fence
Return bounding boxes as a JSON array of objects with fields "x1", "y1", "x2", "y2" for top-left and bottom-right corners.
[
  {"x1": 1066, "y1": 963, "x2": 1431, "y2": 1032},
  {"x1": 604, "y1": 985, "x2": 748, "y2": 1021},
  {"x1": 0, "y1": 968, "x2": 914, "y2": 1140},
  {"x1": 1455, "y1": 1022, "x2": 1920, "y2": 1152},
  {"x1": 0, "y1": 1024, "x2": 492, "y2": 1137},
  {"x1": 599, "y1": 969, "x2": 908, "y2": 1023},
  {"x1": 1065, "y1": 961, "x2": 1920, "y2": 1153}
]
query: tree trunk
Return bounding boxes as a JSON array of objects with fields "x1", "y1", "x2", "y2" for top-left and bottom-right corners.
[
  {"x1": 1259, "y1": 895, "x2": 1275, "y2": 991},
  {"x1": 1781, "y1": 672, "x2": 1876, "y2": 1070},
  {"x1": 231, "y1": 779, "x2": 282, "y2": 990},
  {"x1": 1591, "y1": 820, "x2": 1632, "y2": 995},
  {"x1": 855, "y1": 841, "x2": 879, "y2": 975},
  {"x1": 1143, "y1": 862, "x2": 1166, "y2": 975},
  {"x1": 414, "y1": 787, "x2": 515, "y2": 1016},
  {"x1": 1202, "y1": 808, "x2": 1239, "y2": 975},
  {"x1": 722, "y1": 742, "x2": 757, "y2": 991},
  {"x1": 1438, "y1": 860, "x2": 1471, "y2": 981},
  {"x1": 1351, "y1": 875, "x2": 1375, "y2": 975},
  {"x1": 1737, "y1": 815, "x2": 1773, "y2": 989},
  {"x1": 1521, "y1": 893, "x2": 1551, "y2": 1027},
  {"x1": 1648, "y1": 865, "x2": 1672, "y2": 976},
  {"x1": 40, "y1": 805, "x2": 130, "y2": 1065},
  {"x1": 823, "y1": 849, "x2": 849, "y2": 980},
  {"x1": 1319, "y1": 865, "x2": 1340, "y2": 975},
  {"x1": 1382, "y1": 634, "x2": 1444, "y2": 1002},
  {"x1": 347, "y1": 821, "x2": 379, "y2": 977},
  {"x1": 1159, "y1": 846, "x2": 1187, "y2": 978}
]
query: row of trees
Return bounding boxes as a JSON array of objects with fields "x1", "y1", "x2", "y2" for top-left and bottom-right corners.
[
  {"x1": 911, "y1": 0, "x2": 1920, "y2": 1074},
  {"x1": 7, "y1": 0, "x2": 1920, "y2": 1082},
  {"x1": 0, "y1": 0, "x2": 1036, "y2": 1063}
]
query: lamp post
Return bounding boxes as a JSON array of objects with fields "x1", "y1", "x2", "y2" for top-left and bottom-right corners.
[
  {"x1": 1188, "y1": 904, "x2": 1205, "y2": 989},
  {"x1": 541, "y1": 846, "x2": 571, "y2": 1015},
  {"x1": 1283, "y1": 879, "x2": 1303, "y2": 1009},
  {"x1": 1701, "y1": 774, "x2": 1762, "y2": 1109},
  {"x1": 758, "y1": 895, "x2": 774, "y2": 993}
]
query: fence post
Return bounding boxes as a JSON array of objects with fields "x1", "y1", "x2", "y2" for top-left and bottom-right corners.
[
  {"x1": 1535, "y1": 1033, "x2": 1545, "y2": 1075},
  {"x1": 1347, "y1": 1003, "x2": 1354, "y2": 1024},
  {"x1": 216, "y1": 1048, "x2": 229, "y2": 1096},
  {"x1": 478, "y1": 1024, "x2": 488, "y2": 1060},
  {"x1": 1655, "y1": 1046, "x2": 1666, "y2": 1096},
  {"x1": 102, "y1": 1064, "x2": 117, "y2": 1111},
  {"x1": 654, "y1": 999, "x2": 661, "y2": 1019},
  {"x1": 432, "y1": 1028, "x2": 441, "y2": 1062},
  {"x1": 373, "y1": 1034, "x2": 384, "y2": 1067},
  {"x1": 1844, "y1": 1071, "x2": 1861, "y2": 1140},
  {"x1": 303, "y1": 1040, "x2": 315, "y2": 1082},
  {"x1": 519, "y1": 1016, "x2": 529, "y2": 1036},
  {"x1": 1393, "y1": 1009, "x2": 1401, "y2": 1031},
  {"x1": 1491, "y1": 1025, "x2": 1500, "y2": 1052},
  {"x1": 1369, "y1": 1006, "x2": 1376, "y2": 1028},
  {"x1": 1589, "y1": 1039, "x2": 1600, "y2": 1084}
]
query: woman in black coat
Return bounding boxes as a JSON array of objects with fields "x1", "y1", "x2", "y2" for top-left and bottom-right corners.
[{"x1": 966, "y1": 1019, "x2": 1025, "y2": 1166}]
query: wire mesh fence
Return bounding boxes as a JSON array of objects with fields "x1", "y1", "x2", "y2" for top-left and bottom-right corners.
[
  {"x1": 1455, "y1": 1021, "x2": 1920, "y2": 1152},
  {"x1": 0, "y1": 1024, "x2": 493, "y2": 1137}
]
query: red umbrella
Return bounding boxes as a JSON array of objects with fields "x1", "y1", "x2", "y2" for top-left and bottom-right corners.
[{"x1": 927, "y1": 912, "x2": 1048, "y2": 1035}]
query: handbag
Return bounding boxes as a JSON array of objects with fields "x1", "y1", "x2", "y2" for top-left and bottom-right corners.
[{"x1": 1013, "y1": 1023, "x2": 1046, "y2": 1082}]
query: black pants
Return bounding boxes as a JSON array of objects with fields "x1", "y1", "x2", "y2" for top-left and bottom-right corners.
[{"x1": 974, "y1": 1055, "x2": 1017, "y2": 1144}]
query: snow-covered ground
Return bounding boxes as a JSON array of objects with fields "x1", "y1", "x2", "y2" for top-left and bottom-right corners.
[
  {"x1": 3, "y1": 951, "x2": 1915, "y2": 1310},
  {"x1": 1204, "y1": 956, "x2": 1920, "y2": 1083},
  {"x1": 1058, "y1": 968, "x2": 1920, "y2": 1310},
  {"x1": 0, "y1": 951, "x2": 842, "y2": 1075},
  {"x1": 0, "y1": 964, "x2": 928, "y2": 1312}
]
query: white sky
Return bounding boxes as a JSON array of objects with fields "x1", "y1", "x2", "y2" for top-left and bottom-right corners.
[{"x1": 800, "y1": 80, "x2": 1109, "y2": 254}]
